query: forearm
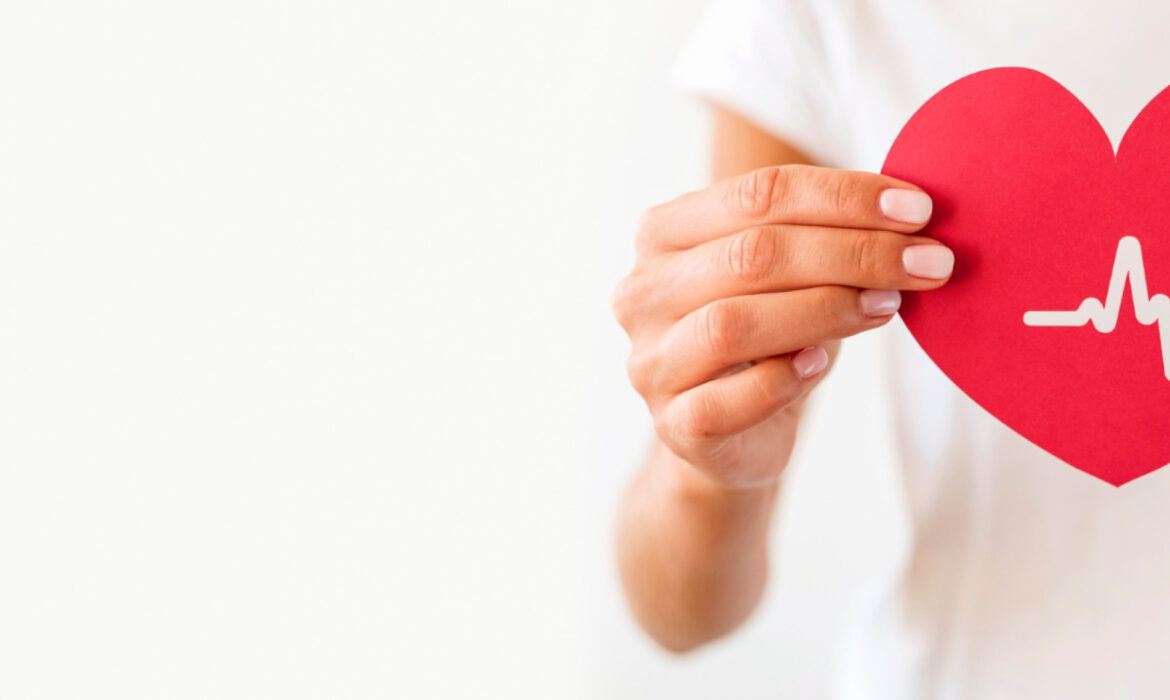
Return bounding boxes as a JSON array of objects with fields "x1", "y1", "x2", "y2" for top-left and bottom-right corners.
[
  {"x1": 611, "y1": 109, "x2": 891, "y2": 652},
  {"x1": 615, "y1": 440, "x2": 780, "y2": 652}
]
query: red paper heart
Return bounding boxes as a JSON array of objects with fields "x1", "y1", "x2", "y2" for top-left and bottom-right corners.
[{"x1": 882, "y1": 67, "x2": 1170, "y2": 486}]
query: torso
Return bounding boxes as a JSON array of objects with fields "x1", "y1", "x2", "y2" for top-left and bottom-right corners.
[{"x1": 821, "y1": 2, "x2": 1170, "y2": 697}]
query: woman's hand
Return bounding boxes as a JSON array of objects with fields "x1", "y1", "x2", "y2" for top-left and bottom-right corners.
[{"x1": 613, "y1": 164, "x2": 951, "y2": 489}]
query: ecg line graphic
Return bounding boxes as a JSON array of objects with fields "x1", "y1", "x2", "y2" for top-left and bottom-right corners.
[{"x1": 1023, "y1": 236, "x2": 1170, "y2": 380}]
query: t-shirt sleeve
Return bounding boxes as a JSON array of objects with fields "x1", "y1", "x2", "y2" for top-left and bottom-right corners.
[{"x1": 671, "y1": 0, "x2": 845, "y2": 167}]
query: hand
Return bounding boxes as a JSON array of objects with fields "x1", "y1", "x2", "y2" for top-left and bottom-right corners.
[{"x1": 612, "y1": 165, "x2": 951, "y2": 489}]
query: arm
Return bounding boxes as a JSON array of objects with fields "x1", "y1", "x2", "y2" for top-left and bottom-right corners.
[
  {"x1": 616, "y1": 440, "x2": 780, "y2": 653},
  {"x1": 613, "y1": 108, "x2": 949, "y2": 651},
  {"x1": 617, "y1": 109, "x2": 813, "y2": 652}
]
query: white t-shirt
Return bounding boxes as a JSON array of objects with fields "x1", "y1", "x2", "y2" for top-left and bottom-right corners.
[{"x1": 674, "y1": 2, "x2": 1170, "y2": 698}]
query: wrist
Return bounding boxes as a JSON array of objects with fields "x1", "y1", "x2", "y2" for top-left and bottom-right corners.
[{"x1": 655, "y1": 442, "x2": 778, "y2": 505}]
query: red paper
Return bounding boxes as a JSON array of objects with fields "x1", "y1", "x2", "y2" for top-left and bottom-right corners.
[{"x1": 882, "y1": 67, "x2": 1170, "y2": 486}]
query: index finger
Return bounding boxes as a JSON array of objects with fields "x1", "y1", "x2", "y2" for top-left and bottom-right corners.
[{"x1": 637, "y1": 164, "x2": 933, "y2": 252}]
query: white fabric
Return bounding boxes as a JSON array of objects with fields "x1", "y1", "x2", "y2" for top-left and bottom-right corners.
[{"x1": 673, "y1": 2, "x2": 1170, "y2": 698}]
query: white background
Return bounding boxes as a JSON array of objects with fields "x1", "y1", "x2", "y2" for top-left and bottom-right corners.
[{"x1": 0, "y1": 2, "x2": 905, "y2": 698}]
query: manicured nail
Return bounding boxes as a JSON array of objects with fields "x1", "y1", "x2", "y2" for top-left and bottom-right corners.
[
  {"x1": 859, "y1": 289, "x2": 901, "y2": 317},
  {"x1": 879, "y1": 189, "x2": 932, "y2": 224},
  {"x1": 902, "y1": 244, "x2": 954, "y2": 279},
  {"x1": 792, "y1": 346, "x2": 829, "y2": 380}
]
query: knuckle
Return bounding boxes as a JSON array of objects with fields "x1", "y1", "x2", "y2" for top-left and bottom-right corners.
[
  {"x1": 610, "y1": 273, "x2": 641, "y2": 328},
  {"x1": 669, "y1": 395, "x2": 717, "y2": 444},
  {"x1": 725, "y1": 227, "x2": 780, "y2": 283},
  {"x1": 625, "y1": 350, "x2": 658, "y2": 398},
  {"x1": 814, "y1": 286, "x2": 856, "y2": 334},
  {"x1": 750, "y1": 362, "x2": 792, "y2": 407},
  {"x1": 825, "y1": 172, "x2": 863, "y2": 215},
  {"x1": 634, "y1": 205, "x2": 665, "y2": 250},
  {"x1": 774, "y1": 367, "x2": 812, "y2": 408},
  {"x1": 729, "y1": 165, "x2": 790, "y2": 219},
  {"x1": 694, "y1": 300, "x2": 745, "y2": 359},
  {"x1": 661, "y1": 398, "x2": 743, "y2": 471},
  {"x1": 848, "y1": 233, "x2": 884, "y2": 280}
]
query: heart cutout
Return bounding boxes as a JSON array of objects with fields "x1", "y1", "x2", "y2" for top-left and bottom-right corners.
[{"x1": 882, "y1": 67, "x2": 1170, "y2": 486}]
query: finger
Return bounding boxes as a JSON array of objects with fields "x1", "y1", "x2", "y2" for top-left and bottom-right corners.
[
  {"x1": 631, "y1": 225, "x2": 952, "y2": 320},
  {"x1": 659, "y1": 347, "x2": 830, "y2": 451},
  {"x1": 650, "y1": 286, "x2": 897, "y2": 395},
  {"x1": 635, "y1": 164, "x2": 932, "y2": 252}
]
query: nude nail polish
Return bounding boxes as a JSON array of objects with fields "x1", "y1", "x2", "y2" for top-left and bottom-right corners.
[
  {"x1": 902, "y1": 245, "x2": 955, "y2": 279},
  {"x1": 859, "y1": 289, "x2": 902, "y2": 317},
  {"x1": 793, "y1": 346, "x2": 829, "y2": 380},
  {"x1": 880, "y1": 189, "x2": 933, "y2": 224}
]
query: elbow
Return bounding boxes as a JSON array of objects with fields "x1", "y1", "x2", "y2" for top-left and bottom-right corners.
[
  {"x1": 628, "y1": 601, "x2": 747, "y2": 655},
  {"x1": 616, "y1": 542, "x2": 767, "y2": 655},
  {"x1": 648, "y1": 629, "x2": 714, "y2": 655}
]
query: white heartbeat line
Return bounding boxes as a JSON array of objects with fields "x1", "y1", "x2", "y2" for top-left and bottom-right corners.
[{"x1": 1023, "y1": 236, "x2": 1170, "y2": 380}]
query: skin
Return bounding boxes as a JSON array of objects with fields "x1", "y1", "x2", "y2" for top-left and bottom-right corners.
[{"x1": 611, "y1": 107, "x2": 952, "y2": 652}]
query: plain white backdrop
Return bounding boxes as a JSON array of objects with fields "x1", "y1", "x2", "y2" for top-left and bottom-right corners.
[{"x1": 0, "y1": 2, "x2": 905, "y2": 698}]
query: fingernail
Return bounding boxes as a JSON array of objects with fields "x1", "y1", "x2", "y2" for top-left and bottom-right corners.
[
  {"x1": 859, "y1": 289, "x2": 901, "y2": 317},
  {"x1": 792, "y1": 346, "x2": 829, "y2": 380},
  {"x1": 902, "y1": 244, "x2": 954, "y2": 279},
  {"x1": 879, "y1": 189, "x2": 932, "y2": 224}
]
